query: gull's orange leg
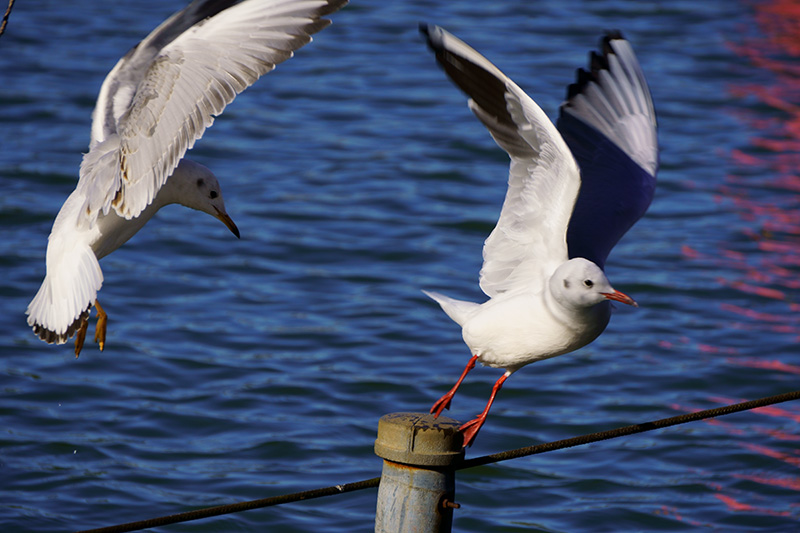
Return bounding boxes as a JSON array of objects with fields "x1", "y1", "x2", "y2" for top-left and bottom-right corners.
[
  {"x1": 93, "y1": 299, "x2": 107, "y2": 351},
  {"x1": 74, "y1": 315, "x2": 89, "y2": 358},
  {"x1": 431, "y1": 354, "x2": 479, "y2": 418},
  {"x1": 459, "y1": 371, "x2": 510, "y2": 447}
]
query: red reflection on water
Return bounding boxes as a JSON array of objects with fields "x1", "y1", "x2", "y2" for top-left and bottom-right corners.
[
  {"x1": 709, "y1": 395, "x2": 800, "y2": 423},
  {"x1": 656, "y1": 332, "x2": 738, "y2": 355},
  {"x1": 753, "y1": 405, "x2": 800, "y2": 424},
  {"x1": 762, "y1": 429, "x2": 800, "y2": 442},
  {"x1": 720, "y1": 303, "x2": 790, "y2": 324},
  {"x1": 727, "y1": 357, "x2": 800, "y2": 375},
  {"x1": 734, "y1": 473, "x2": 800, "y2": 490},
  {"x1": 669, "y1": 395, "x2": 800, "y2": 515},
  {"x1": 655, "y1": 505, "x2": 708, "y2": 526},
  {"x1": 698, "y1": 0, "x2": 800, "y2": 360},
  {"x1": 652, "y1": 3, "x2": 800, "y2": 521},
  {"x1": 741, "y1": 442, "x2": 800, "y2": 468},
  {"x1": 714, "y1": 493, "x2": 792, "y2": 516}
]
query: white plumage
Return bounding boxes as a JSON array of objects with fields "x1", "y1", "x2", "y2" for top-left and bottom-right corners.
[
  {"x1": 27, "y1": 0, "x2": 347, "y2": 355},
  {"x1": 421, "y1": 25, "x2": 657, "y2": 447}
]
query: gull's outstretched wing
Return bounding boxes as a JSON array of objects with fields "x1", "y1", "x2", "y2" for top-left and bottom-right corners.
[
  {"x1": 421, "y1": 24, "x2": 580, "y2": 298},
  {"x1": 557, "y1": 31, "x2": 658, "y2": 269},
  {"x1": 78, "y1": 0, "x2": 347, "y2": 223}
]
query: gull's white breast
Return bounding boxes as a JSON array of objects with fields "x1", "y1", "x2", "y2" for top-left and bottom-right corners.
[{"x1": 461, "y1": 291, "x2": 612, "y2": 370}]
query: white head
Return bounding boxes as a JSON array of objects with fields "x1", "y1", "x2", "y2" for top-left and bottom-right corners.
[
  {"x1": 550, "y1": 258, "x2": 637, "y2": 309},
  {"x1": 167, "y1": 159, "x2": 240, "y2": 238}
]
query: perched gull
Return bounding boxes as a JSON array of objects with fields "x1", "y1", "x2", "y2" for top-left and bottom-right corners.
[
  {"x1": 26, "y1": 0, "x2": 347, "y2": 356},
  {"x1": 420, "y1": 25, "x2": 658, "y2": 447}
]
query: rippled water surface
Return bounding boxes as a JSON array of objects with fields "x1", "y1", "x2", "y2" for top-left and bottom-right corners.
[{"x1": 2, "y1": 0, "x2": 800, "y2": 531}]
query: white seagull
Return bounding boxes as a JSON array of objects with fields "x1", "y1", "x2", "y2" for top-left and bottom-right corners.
[
  {"x1": 26, "y1": 0, "x2": 347, "y2": 356},
  {"x1": 420, "y1": 25, "x2": 658, "y2": 447}
]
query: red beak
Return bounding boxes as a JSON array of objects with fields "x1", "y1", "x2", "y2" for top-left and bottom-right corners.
[{"x1": 601, "y1": 289, "x2": 638, "y2": 307}]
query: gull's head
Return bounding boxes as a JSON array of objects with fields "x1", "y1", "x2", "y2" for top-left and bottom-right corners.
[
  {"x1": 551, "y1": 258, "x2": 637, "y2": 309},
  {"x1": 173, "y1": 160, "x2": 240, "y2": 238}
]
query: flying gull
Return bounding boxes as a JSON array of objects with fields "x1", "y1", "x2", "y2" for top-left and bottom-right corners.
[{"x1": 27, "y1": 0, "x2": 347, "y2": 356}]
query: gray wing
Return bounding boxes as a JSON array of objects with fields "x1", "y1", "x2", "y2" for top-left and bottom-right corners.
[
  {"x1": 422, "y1": 24, "x2": 580, "y2": 297},
  {"x1": 78, "y1": 0, "x2": 347, "y2": 222},
  {"x1": 557, "y1": 32, "x2": 658, "y2": 268}
]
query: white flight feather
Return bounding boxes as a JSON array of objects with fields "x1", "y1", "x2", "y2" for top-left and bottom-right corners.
[{"x1": 78, "y1": 0, "x2": 335, "y2": 223}]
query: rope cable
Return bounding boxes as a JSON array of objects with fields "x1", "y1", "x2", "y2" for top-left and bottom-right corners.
[
  {"x1": 76, "y1": 389, "x2": 800, "y2": 533},
  {"x1": 0, "y1": 0, "x2": 14, "y2": 38},
  {"x1": 459, "y1": 389, "x2": 800, "y2": 470},
  {"x1": 76, "y1": 477, "x2": 381, "y2": 533}
]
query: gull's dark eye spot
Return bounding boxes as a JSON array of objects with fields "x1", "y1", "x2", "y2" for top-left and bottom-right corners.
[
  {"x1": 196, "y1": 178, "x2": 205, "y2": 187},
  {"x1": 209, "y1": 190, "x2": 218, "y2": 199},
  {"x1": 563, "y1": 280, "x2": 570, "y2": 289},
  {"x1": 584, "y1": 279, "x2": 594, "y2": 288}
]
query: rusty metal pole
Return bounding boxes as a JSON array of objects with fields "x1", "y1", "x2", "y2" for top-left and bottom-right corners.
[{"x1": 374, "y1": 412, "x2": 464, "y2": 533}]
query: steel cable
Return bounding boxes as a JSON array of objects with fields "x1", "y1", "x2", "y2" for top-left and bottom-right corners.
[{"x1": 77, "y1": 389, "x2": 800, "y2": 533}]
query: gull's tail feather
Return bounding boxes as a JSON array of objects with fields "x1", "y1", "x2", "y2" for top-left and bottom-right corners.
[
  {"x1": 422, "y1": 290, "x2": 480, "y2": 327},
  {"x1": 26, "y1": 241, "x2": 102, "y2": 345}
]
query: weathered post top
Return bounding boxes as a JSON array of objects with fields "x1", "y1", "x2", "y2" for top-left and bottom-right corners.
[
  {"x1": 374, "y1": 412, "x2": 464, "y2": 466},
  {"x1": 374, "y1": 413, "x2": 464, "y2": 532}
]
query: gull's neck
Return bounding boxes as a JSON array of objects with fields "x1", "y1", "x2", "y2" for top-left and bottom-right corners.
[
  {"x1": 544, "y1": 281, "x2": 612, "y2": 336},
  {"x1": 92, "y1": 173, "x2": 185, "y2": 259}
]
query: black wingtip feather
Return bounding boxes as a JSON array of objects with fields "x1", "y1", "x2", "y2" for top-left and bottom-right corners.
[
  {"x1": 603, "y1": 30, "x2": 625, "y2": 47},
  {"x1": 590, "y1": 50, "x2": 608, "y2": 76},
  {"x1": 419, "y1": 22, "x2": 441, "y2": 53},
  {"x1": 419, "y1": 22, "x2": 430, "y2": 38},
  {"x1": 318, "y1": 0, "x2": 349, "y2": 18},
  {"x1": 562, "y1": 30, "x2": 627, "y2": 109},
  {"x1": 420, "y1": 23, "x2": 515, "y2": 133},
  {"x1": 31, "y1": 307, "x2": 90, "y2": 345}
]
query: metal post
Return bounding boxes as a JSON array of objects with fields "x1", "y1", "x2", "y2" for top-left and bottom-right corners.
[{"x1": 374, "y1": 412, "x2": 464, "y2": 533}]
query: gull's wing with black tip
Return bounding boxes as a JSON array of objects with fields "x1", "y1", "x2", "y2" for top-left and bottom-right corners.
[{"x1": 557, "y1": 32, "x2": 658, "y2": 269}]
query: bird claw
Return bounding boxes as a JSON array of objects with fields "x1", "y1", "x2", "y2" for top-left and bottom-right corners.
[
  {"x1": 73, "y1": 301, "x2": 107, "y2": 357},
  {"x1": 94, "y1": 320, "x2": 106, "y2": 351},
  {"x1": 459, "y1": 416, "x2": 486, "y2": 448},
  {"x1": 430, "y1": 354, "x2": 479, "y2": 418},
  {"x1": 430, "y1": 395, "x2": 453, "y2": 418}
]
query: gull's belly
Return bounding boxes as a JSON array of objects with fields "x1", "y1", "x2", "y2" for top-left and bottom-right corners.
[
  {"x1": 91, "y1": 202, "x2": 157, "y2": 260},
  {"x1": 461, "y1": 293, "x2": 608, "y2": 370}
]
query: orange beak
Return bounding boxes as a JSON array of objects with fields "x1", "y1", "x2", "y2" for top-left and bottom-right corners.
[
  {"x1": 601, "y1": 289, "x2": 638, "y2": 307},
  {"x1": 214, "y1": 207, "x2": 240, "y2": 239}
]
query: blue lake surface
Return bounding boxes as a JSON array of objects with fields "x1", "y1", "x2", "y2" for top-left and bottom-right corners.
[{"x1": 2, "y1": 0, "x2": 800, "y2": 531}]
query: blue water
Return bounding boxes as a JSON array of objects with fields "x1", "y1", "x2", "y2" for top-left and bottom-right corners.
[{"x1": 2, "y1": 0, "x2": 799, "y2": 531}]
